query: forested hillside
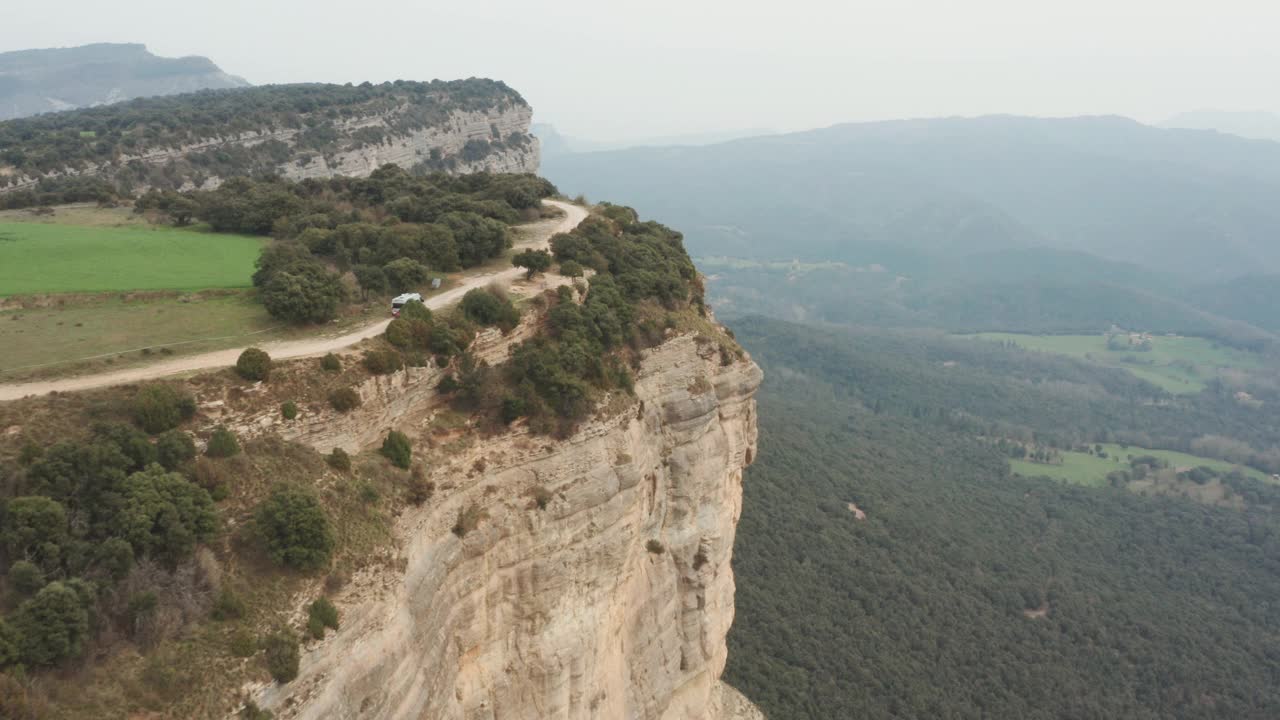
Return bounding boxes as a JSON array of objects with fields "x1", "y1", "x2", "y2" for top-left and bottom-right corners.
[{"x1": 725, "y1": 316, "x2": 1280, "y2": 719}]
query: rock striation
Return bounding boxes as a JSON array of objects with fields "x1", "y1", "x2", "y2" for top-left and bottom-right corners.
[{"x1": 240, "y1": 330, "x2": 762, "y2": 719}]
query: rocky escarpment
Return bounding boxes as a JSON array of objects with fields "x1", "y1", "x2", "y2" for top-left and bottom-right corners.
[
  {"x1": 0, "y1": 80, "x2": 539, "y2": 194},
  {"x1": 231, "y1": 330, "x2": 762, "y2": 719}
]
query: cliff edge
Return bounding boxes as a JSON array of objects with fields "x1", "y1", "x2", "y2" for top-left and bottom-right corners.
[{"x1": 240, "y1": 330, "x2": 762, "y2": 719}]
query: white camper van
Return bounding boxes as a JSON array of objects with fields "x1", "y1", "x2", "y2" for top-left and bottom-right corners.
[{"x1": 390, "y1": 293, "x2": 423, "y2": 316}]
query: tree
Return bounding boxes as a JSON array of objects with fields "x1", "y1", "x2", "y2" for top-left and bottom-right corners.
[
  {"x1": 261, "y1": 261, "x2": 347, "y2": 324},
  {"x1": 306, "y1": 597, "x2": 340, "y2": 640},
  {"x1": 117, "y1": 465, "x2": 217, "y2": 564},
  {"x1": 320, "y1": 353, "x2": 342, "y2": 372},
  {"x1": 328, "y1": 387, "x2": 362, "y2": 412},
  {"x1": 155, "y1": 430, "x2": 196, "y2": 470},
  {"x1": 461, "y1": 288, "x2": 520, "y2": 330},
  {"x1": 263, "y1": 630, "x2": 300, "y2": 683},
  {"x1": 352, "y1": 264, "x2": 388, "y2": 300},
  {"x1": 512, "y1": 249, "x2": 552, "y2": 279},
  {"x1": 130, "y1": 384, "x2": 196, "y2": 434},
  {"x1": 236, "y1": 348, "x2": 272, "y2": 382},
  {"x1": 1, "y1": 497, "x2": 68, "y2": 572},
  {"x1": 380, "y1": 431, "x2": 412, "y2": 469},
  {"x1": 7, "y1": 561, "x2": 45, "y2": 596},
  {"x1": 382, "y1": 258, "x2": 428, "y2": 294},
  {"x1": 254, "y1": 485, "x2": 334, "y2": 571},
  {"x1": 205, "y1": 426, "x2": 241, "y2": 458},
  {"x1": 12, "y1": 581, "x2": 91, "y2": 667},
  {"x1": 558, "y1": 259, "x2": 584, "y2": 278}
]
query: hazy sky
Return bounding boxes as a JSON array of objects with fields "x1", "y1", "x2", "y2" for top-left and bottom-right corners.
[{"x1": 4, "y1": 0, "x2": 1279, "y2": 141}]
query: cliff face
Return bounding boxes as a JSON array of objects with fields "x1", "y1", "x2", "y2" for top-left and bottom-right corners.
[
  {"x1": 239, "y1": 332, "x2": 761, "y2": 719},
  {"x1": 0, "y1": 43, "x2": 248, "y2": 121}
]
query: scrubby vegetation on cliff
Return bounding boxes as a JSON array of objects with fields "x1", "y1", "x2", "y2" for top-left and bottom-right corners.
[{"x1": 0, "y1": 79, "x2": 530, "y2": 191}]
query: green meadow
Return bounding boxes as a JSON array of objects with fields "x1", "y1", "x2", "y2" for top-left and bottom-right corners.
[
  {"x1": 966, "y1": 332, "x2": 1262, "y2": 393},
  {"x1": 0, "y1": 222, "x2": 262, "y2": 295},
  {"x1": 1011, "y1": 443, "x2": 1271, "y2": 487}
]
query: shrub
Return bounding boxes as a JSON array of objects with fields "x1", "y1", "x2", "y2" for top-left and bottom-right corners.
[
  {"x1": 7, "y1": 561, "x2": 45, "y2": 596},
  {"x1": 156, "y1": 429, "x2": 196, "y2": 470},
  {"x1": 320, "y1": 353, "x2": 342, "y2": 372},
  {"x1": 260, "y1": 261, "x2": 347, "y2": 325},
  {"x1": 558, "y1": 259, "x2": 584, "y2": 278},
  {"x1": 0, "y1": 672, "x2": 40, "y2": 719},
  {"x1": 17, "y1": 441, "x2": 43, "y2": 466},
  {"x1": 408, "y1": 465, "x2": 434, "y2": 506},
  {"x1": 461, "y1": 288, "x2": 520, "y2": 330},
  {"x1": 235, "y1": 348, "x2": 272, "y2": 382},
  {"x1": 254, "y1": 485, "x2": 334, "y2": 571},
  {"x1": 263, "y1": 630, "x2": 300, "y2": 683},
  {"x1": 12, "y1": 581, "x2": 91, "y2": 666},
  {"x1": 210, "y1": 587, "x2": 246, "y2": 621},
  {"x1": 229, "y1": 628, "x2": 257, "y2": 658},
  {"x1": 380, "y1": 431, "x2": 412, "y2": 469},
  {"x1": 206, "y1": 426, "x2": 241, "y2": 458},
  {"x1": 307, "y1": 598, "x2": 340, "y2": 640},
  {"x1": 328, "y1": 387, "x2": 362, "y2": 412},
  {"x1": 645, "y1": 539, "x2": 665, "y2": 554},
  {"x1": 118, "y1": 465, "x2": 217, "y2": 564},
  {"x1": 398, "y1": 299, "x2": 432, "y2": 322},
  {"x1": 281, "y1": 401, "x2": 299, "y2": 420},
  {"x1": 240, "y1": 700, "x2": 274, "y2": 720},
  {"x1": 529, "y1": 486, "x2": 553, "y2": 510},
  {"x1": 131, "y1": 384, "x2": 197, "y2": 434},
  {"x1": 452, "y1": 503, "x2": 486, "y2": 537},
  {"x1": 326, "y1": 447, "x2": 351, "y2": 471},
  {"x1": 363, "y1": 347, "x2": 403, "y2": 375}
]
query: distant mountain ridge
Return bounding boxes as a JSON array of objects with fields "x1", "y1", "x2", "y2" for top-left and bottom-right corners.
[
  {"x1": 1163, "y1": 110, "x2": 1280, "y2": 142},
  {"x1": 0, "y1": 42, "x2": 249, "y2": 120}
]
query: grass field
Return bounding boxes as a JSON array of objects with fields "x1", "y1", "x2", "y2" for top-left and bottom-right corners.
[
  {"x1": 0, "y1": 221, "x2": 262, "y2": 295},
  {"x1": 1011, "y1": 443, "x2": 1271, "y2": 486},
  {"x1": 966, "y1": 332, "x2": 1263, "y2": 393}
]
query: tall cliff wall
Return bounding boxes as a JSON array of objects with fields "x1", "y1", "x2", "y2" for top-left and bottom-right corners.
[{"x1": 233, "y1": 331, "x2": 762, "y2": 719}]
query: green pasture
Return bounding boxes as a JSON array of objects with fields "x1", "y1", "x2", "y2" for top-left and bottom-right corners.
[
  {"x1": 1011, "y1": 442, "x2": 1271, "y2": 486},
  {"x1": 0, "y1": 222, "x2": 262, "y2": 295},
  {"x1": 966, "y1": 332, "x2": 1262, "y2": 393}
]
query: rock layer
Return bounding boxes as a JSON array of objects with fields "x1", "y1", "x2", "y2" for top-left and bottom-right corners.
[{"x1": 251, "y1": 332, "x2": 762, "y2": 719}]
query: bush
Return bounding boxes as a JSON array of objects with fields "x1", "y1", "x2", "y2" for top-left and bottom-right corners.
[
  {"x1": 326, "y1": 447, "x2": 351, "y2": 471},
  {"x1": 461, "y1": 288, "x2": 520, "y2": 330},
  {"x1": 380, "y1": 431, "x2": 412, "y2": 469},
  {"x1": 235, "y1": 348, "x2": 272, "y2": 382},
  {"x1": 307, "y1": 597, "x2": 340, "y2": 640},
  {"x1": 263, "y1": 630, "x2": 300, "y2": 683},
  {"x1": 0, "y1": 672, "x2": 41, "y2": 719},
  {"x1": 362, "y1": 348, "x2": 403, "y2": 375},
  {"x1": 240, "y1": 700, "x2": 273, "y2": 720},
  {"x1": 281, "y1": 401, "x2": 299, "y2": 420},
  {"x1": 131, "y1": 384, "x2": 197, "y2": 434},
  {"x1": 408, "y1": 465, "x2": 434, "y2": 506},
  {"x1": 383, "y1": 258, "x2": 429, "y2": 294},
  {"x1": 7, "y1": 561, "x2": 45, "y2": 596},
  {"x1": 229, "y1": 628, "x2": 257, "y2": 658},
  {"x1": 260, "y1": 261, "x2": 347, "y2": 325},
  {"x1": 254, "y1": 485, "x2": 334, "y2": 571},
  {"x1": 156, "y1": 429, "x2": 196, "y2": 470},
  {"x1": 529, "y1": 486, "x2": 553, "y2": 510},
  {"x1": 328, "y1": 387, "x2": 362, "y2": 413},
  {"x1": 558, "y1": 259, "x2": 584, "y2": 278},
  {"x1": 12, "y1": 581, "x2": 91, "y2": 667},
  {"x1": 210, "y1": 587, "x2": 246, "y2": 621},
  {"x1": 452, "y1": 503, "x2": 486, "y2": 537},
  {"x1": 645, "y1": 539, "x2": 666, "y2": 554},
  {"x1": 320, "y1": 353, "x2": 342, "y2": 372},
  {"x1": 205, "y1": 426, "x2": 241, "y2": 458}
]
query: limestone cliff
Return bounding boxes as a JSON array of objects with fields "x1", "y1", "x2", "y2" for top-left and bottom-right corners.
[
  {"x1": 230, "y1": 330, "x2": 762, "y2": 719},
  {"x1": 0, "y1": 79, "x2": 538, "y2": 194}
]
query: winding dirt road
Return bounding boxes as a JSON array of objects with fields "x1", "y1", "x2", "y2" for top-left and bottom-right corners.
[{"x1": 0, "y1": 200, "x2": 587, "y2": 401}]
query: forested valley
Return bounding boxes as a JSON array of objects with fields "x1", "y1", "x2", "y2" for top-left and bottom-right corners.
[{"x1": 723, "y1": 316, "x2": 1280, "y2": 719}]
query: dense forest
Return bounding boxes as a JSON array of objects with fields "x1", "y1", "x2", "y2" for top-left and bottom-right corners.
[
  {"x1": 137, "y1": 166, "x2": 557, "y2": 324},
  {"x1": 0, "y1": 79, "x2": 530, "y2": 192},
  {"x1": 724, "y1": 316, "x2": 1280, "y2": 719}
]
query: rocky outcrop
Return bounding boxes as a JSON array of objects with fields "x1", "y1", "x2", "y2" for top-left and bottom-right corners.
[{"x1": 242, "y1": 330, "x2": 763, "y2": 719}]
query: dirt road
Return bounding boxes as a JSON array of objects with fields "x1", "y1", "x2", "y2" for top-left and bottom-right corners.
[{"x1": 0, "y1": 200, "x2": 587, "y2": 401}]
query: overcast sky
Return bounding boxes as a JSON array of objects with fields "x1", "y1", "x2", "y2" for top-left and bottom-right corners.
[{"x1": 4, "y1": 0, "x2": 1279, "y2": 141}]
